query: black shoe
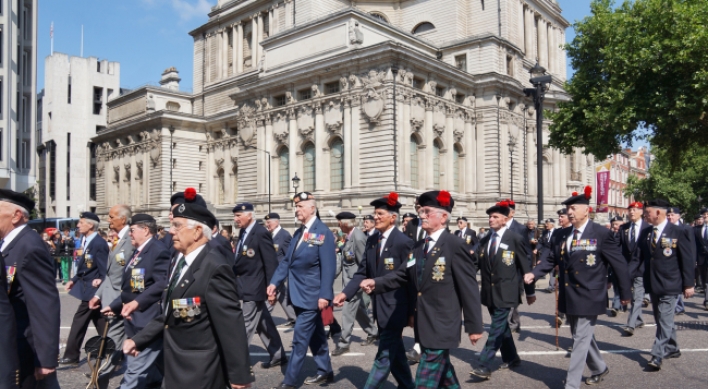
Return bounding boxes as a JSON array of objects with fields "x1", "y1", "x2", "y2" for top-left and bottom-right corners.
[
  {"x1": 665, "y1": 351, "x2": 681, "y2": 359},
  {"x1": 469, "y1": 366, "x2": 491, "y2": 379},
  {"x1": 642, "y1": 298, "x2": 650, "y2": 308},
  {"x1": 647, "y1": 357, "x2": 662, "y2": 370},
  {"x1": 406, "y1": 349, "x2": 420, "y2": 364},
  {"x1": 331, "y1": 346, "x2": 350, "y2": 357},
  {"x1": 585, "y1": 367, "x2": 609, "y2": 385},
  {"x1": 304, "y1": 372, "x2": 334, "y2": 385},
  {"x1": 278, "y1": 321, "x2": 296, "y2": 328},
  {"x1": 271, "y1": 384, "x2": 296, "y2": 389},
  {"x1": 622, "y1": 326, "x2": 634, "y2": 336},
  {"x1": 636, "y1": 323, "x2": 645, "y2": 329},
  {"x1": 261, "y1": 357, "x2": 288, "y2": 369},
  {"x1": 704, "y1": 302, "x2": 708, "y2": 311},
  {"x1": 608, "y1": 308, "x2": 618, "y2": 317},
  {"x1": 511, "y1": 327, "x2": 521, "y2": 334},
  {"x1": 542, "y1": 288, "x2": 553, "y2": 294},
  {"x1": 675, "y1": 310, "x2": 685, "y2": 316},
  {"x1": 361, "y1": 335, "x2": 378, "y2": 346},
  {"x1": 58, "y1": 357, "x2": 79, "y2": 365},
  {"x1": 555, "y1": 317, "x2": 564, "y2": 327},
  {"x1": 499, "y1": 358, "x2": 521, "y2": 370}
]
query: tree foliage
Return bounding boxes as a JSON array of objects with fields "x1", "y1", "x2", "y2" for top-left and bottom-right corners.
[
  {"x1": 624, "y1": 144, "x2": 708, "y2": 218},
  {"x1": 549, "y1": 0, "x2": 708, "y2": 165}
]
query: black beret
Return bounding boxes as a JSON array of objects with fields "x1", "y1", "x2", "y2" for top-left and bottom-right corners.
[
  {"x1": 363, "y1": 215, "x2": 374, "y2": 221},
  {"x1": 610, "y1": 216, "x2": 624, "y2": 222},
  {"x1": 80, "y1": 211, "x2": 100, "y2": 223},
  {"x1": 645, "y1": 199, "x2": 670, "y2": 209},
  {"x1": 545, "y1": 218, "x2": 556, "y2": 223},
  {"x1": 562, "y1": 186, "x2": 592, "y2": 206},
  {"x1": 667, "y1": 206, "x2": 681, "y2": 214},
  {"x1": 172, "y1": 203, "x2": 216, "y2": 230},
  {"x1": 293, "y1": 192, "x2": 315, "y2": 203},
  {"x1": 336, "y1": 212, "x2": 357, "y2": 220},
  {"x1": 264, "y1": 213, "x2": 280, "y2": 220},
  {"x1": 370, "y1": 192, "x2": 402, "y2": 213},
  {"x1": 170, "y1": 187, "x2": 207, "y2": 207},
  {"x1": 456, "y1": 217, "x2": 468, "y2": 222},
  {"x1": 695, "y1": 214, "x2": 704, "y2": 220},
  {"x1": 0, "y1": 189, "x2": 34, "y2": 212},
  {"x1": 486, "y1": 203, "x2": 510, "y2": 217},
  {"x1": 557, "y1": 208, "x2": 568, "y2": 215},
  {"x1": 402, "y1": 212, "x2": 416, "y2": 219},
  {"x1": 232, "y1": 202, "x2": 254, "y2": 213},
  {"x1": 700, "y1": 207, "x2": 708, "y2": 214},
  {"x1": 417, "y1": 191, "x2": 454, "y2": 213},
  {"x1": 130, "y1": 214, "x2": 155, "y2": 225}
]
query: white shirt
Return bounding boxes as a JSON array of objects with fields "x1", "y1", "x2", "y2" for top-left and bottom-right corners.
[
  {"x1": 629, "y1": 220, "x2": 642, "y2": 242},
  {"x1": 505, "y1": 218, "x2": 515, "y2": 229},
  {"x1": 566, "y1": 219, "x2": 590, "y2": 252},
  {"x1": 378, "y1": 226, "x2": 395, "y2": 256},
  {"x1": 458, "y1": 227, "x2": 467, "y2": 236},
  {"x1": 117, "y1": 225, "x2": 129, "y2": 240},
  {"x1": 486, "y1": 226, "x2": 507, "y2": 254},
  {"x1": 546, "y1": 227, "x2": 555, "y2": 241},
  {"x1": 653, "y1": 219, "x2": 668, "y2": 242},
  {"x1": 296, "y1": 216, "x2": 318, "y2": 249},
  {"x1": 172, "y1": 244, "x2": 206, "y2": 284},
  {"x1": 239, "y1": 220, "x2": 256, "y2": 244},
  {"x1": 272, "y1": 226, "x2": 282, "y2": 237},
  {"x1": 702, "y1": 224, "x2": 707, "y2": 240},
  {"x1": 423, "y1": 228, "x2": 445, "y2": 253},
  {"x1": 1, "y1": 224, "x2": 27, "y2": 251}
]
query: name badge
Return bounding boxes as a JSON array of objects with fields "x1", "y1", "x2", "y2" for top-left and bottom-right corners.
[
  {"x1": 131, "y1": 268, "x2": 146, "y2": 293},
  {"x1": 499, "y1": 243, "x2": 509, "y2": 250}
]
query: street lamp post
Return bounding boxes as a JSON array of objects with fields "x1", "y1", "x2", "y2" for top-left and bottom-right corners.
[
  {"x1": 249, "y1": 145, "x2": 271, "y2": 213},
  {"x1": 291, "y1": 173, "x2": 300, "y2": 195},
  {"x1": 508, "y1": 136, "x2": 517, "y2": 201},
  {"x1": 524, "y1": 62, "x2": 552, "y2": 226}
]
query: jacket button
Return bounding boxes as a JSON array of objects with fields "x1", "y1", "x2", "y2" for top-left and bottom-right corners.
[
  {"x1": 565, "y1": 283, "x2": 568, "y2": 286},
  {"x1": 491, "y1": 283, "x2": 494, "y2": 286},
  {"x1": 418, "y1": 292, "x2": 422, "y2": 296},
  {"x1": 165, "y1": 325, "x2": 169, "y2": 329},
  {"x1": 565, "y1": 270, "x2": 568, "y2": 274},
  {"x1": 576, "y1": 284, "x2": 579, "y2": 287},
  {"x1": 575, "y1": 271, "x2": 579, "y2": 274},
  {"x1": 491, "y1": 273, "x2": 494, "y2": 276}
]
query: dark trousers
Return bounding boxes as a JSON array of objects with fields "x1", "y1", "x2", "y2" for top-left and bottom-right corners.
[
  {"x1": 363, "y1": 327, "x2": 414, "y2": 389},
  {"x1": 63, "y1": 301, "x2": 107, "y2": 360},
  {"x1": 415, "y1": 348, "x2": 459, "y2": 389},
  {"x1": 696, "y1": 264, "x2": 708, "y2": 291},
  {"x1": 479, "y1": 306, "x2": 518, "y2": 366},
  {"x1": 283, "y1": 307, "x2": 332, "y2": 386}
]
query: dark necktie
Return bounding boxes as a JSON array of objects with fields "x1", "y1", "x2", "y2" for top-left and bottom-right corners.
[
  {"x1": 376, "y1": 235, "x2": 383, "y2": 267},
  {"x1": 124, "y1": 249, "x2": 141, "y2": 272},
  {"x1": 703, "y1": 226, "x2": 707, "y2": 241},
  {"x1": 166, "y1": 255, "x2": 187, "y2": 302},
  {"x1": 490, "y1": 232, "x2": 499, "y2": 258},
  {"x1": 630, "y1": 223, "x2": 636, "y2": 244},
  {"x1": 651, "y1": 227, "x2": 658, "y2": 253},
  {"x1": 572, "y1": 229, "x2": 581, "y2": 249},
  {"x1": 418, "y1": 237, "x2": 431, "y2": 284}
]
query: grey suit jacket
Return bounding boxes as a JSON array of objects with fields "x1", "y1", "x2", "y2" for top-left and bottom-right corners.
[
  {"x1": 95, "y1": 231, "x2": 135, "y2": 304},
  {"x1": 342, "y1": 227, "x2": 367, "y2": 267}
]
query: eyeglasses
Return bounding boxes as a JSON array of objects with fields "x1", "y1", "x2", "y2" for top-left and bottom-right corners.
[
  {"x1": 128, "y1": 226, "x2": 147, "y2": 234},
  {"x1": 169, "y1": 222, "x2": 186, "y2": 232},
  {"x1": 418, "y1": 208, "x2": 441, "y2": 216}
]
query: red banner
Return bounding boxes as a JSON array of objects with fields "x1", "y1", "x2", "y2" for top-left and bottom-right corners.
[{"x1": 596, "y1": 166, "x2": 610, "y2": 213}]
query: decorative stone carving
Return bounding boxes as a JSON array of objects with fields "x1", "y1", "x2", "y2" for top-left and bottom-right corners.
[
  {"x1": 410, "y1": 96, "x2": 425, "y2": 132},
  {"x1": 135, "y1": 160, "x2": 143, "y2": 181},
  {"x1": 146, "y1": 94, "x2": 155, "y2": 112},
  {"x1": 428, "y1": 81, "x2": 437, "y2": 94},
  {"x1": 113, "y1": 166, "x2": 120, "y2": 183},
  {"x1": 362, "y1": 86, "x2": 384, "y2": 124},
  {"x1": 230, "y1": 155, "x2": 238, "y2": 167},
  {"x1": 273, "y1": 112, "x2": 289, "y2": 144},
  {"x1": 453, "y1": 111, "x2": 465, "y2": 143},
  {"x1": 123, "y1": 163, "x2": 132, "y2": 182},
  {"x1": 215, "y1": 157, "x2": 224, "y2": 169},
  {"x1": 237, "y1": 103, "x2": 258, "y2": 146},
  {"x1": 324, "y1": 100, "x2": 343, "y2": 135},
  {"x1": 339, "y1": 76, "x2": 348, "y2": 91},
  {"x1": 260, "y1": 97, "x2": 271, "y2": 110},
  {"x1": 449, "y1": 88, "x2": 457, "y2": 102},
  {"x1": 285, "y1": 92, "x2": 294, "y2": 105},
  {"x1": 311, "y1": 84, "x2": 322, "y2": 98},
  {"x1": 433, "y1": 101, "x2": 446, "y2": 136},
  {"x1": 97, "y1": 157, "x2": 105, "y2": 178},
  {"x1": 348, "y1": 74, "x2": 359, "y2": 88},
  {"x1": 297, "y1": 105, "x2": 315, "y2": 137},
  {"x1": 149, "y1": 143, "x2": 161, "y2": 167},
  {"x1": 362, "y1": 69, "x2": 384, "y2": 87},
  {"x1": 349, "y1": 21, "x2": 363, "y2": 45}
]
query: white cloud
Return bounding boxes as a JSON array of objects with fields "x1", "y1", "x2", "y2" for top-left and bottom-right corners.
[{"x1": 171, "y1": 0, "x2": 213, "y2": 21}]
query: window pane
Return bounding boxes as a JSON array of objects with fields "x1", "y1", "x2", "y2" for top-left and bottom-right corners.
[
  {"x1": 304, "y1": 144, "x2": 315, "y2": 192},
  {"x1": 330, "y1": 139, "x2": 344, "y2": 191},
  {"x1": 279, "y1": 148, "x2": 290, "y2": 194},
  {"x1": 410, "y1": 137, "x2": 418, "y2": 189}
]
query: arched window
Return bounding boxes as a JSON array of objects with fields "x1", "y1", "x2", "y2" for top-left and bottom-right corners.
[
  {"x1": 330, "y1": 139, "x2": 344, "y2": 191},
  {"x1": 217, "y1": 168, "x2": 225, "y2": 204},
  {"x1": 278, "y1": 147, "x2": 290, "y2": 195},
  {"x1": 369, "y1": 12, "x2": 389, "y2": 24},
  {"x1": 413, "y1": 22, "x2": 435, "y2": 34},
  {"x1": 453, "y1": 144, "x2": 461, "y2": 192},
  {"x1": 433, "y1": 140, "x2": 441, "y2": 188},
  {"x1": 303, "y1": 143, "x2": 316, "y2": 192},
  {"x1": 410, "y1": 136, "x2": 419, "y2": 189}
]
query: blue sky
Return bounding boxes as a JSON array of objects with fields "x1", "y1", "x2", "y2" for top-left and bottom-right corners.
[{"x1": 37, "y1": 0, "x2": 593, "y2": 92}]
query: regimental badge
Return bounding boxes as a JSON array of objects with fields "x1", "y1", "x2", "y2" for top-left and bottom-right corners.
[
  {"x1": 274, "y1": 244, "x2": 279, "y2": 251},
  {"x1": 384, "y1": 258, "x2": 394, "y2": 271},
  {"x1": 115, "y1": 251, "x2": 126, "y2": 267},
  {"x1": 466, "y1": 236, "x2": 472, "y2": 244},
  {"x1": 246, "y1": 248, "x2": 255, "y2": 258},
  {"x1": 432, "y1": 257, "x2": 446, "y2": 281},
  {"x1": 671, "y1": 239, "x2": 677, "y2": 249},
  {"x1": 172, "y1": 297, "x2": 202, "y2": 323},
  {"x1": 5, "y1": 265, "x2": 16, "y2": 294},
  {"x1": 178, "y1": 204, "x2": 185, "y2": 213},
  {"x1": 242, "y1": 245, "x2": 248, "y2": 257},
  {"x1": 407, "y1": 253, "x2": 416, "y2": 268},
  {"x1": 85, "y1": 254, "x2": 94, "y2": 269},
  {"x1": 501, "y1": 250, "x2": 514, "y2": 266},
  {"x1": 132, "y1": 256, "x2": 142, "y2": 267},
  {"x1": 663, "y1": 248, "x2": 672, "y2": 257},
  {"x1": 586, "y1": 254, "x2": 597, "y2": 266},
  {"x1": 131, "y1": 268, "x2": 146, "y2": 293},
  {"x1": 345, "y1": 251, "x2": 355, "y2": 262}
]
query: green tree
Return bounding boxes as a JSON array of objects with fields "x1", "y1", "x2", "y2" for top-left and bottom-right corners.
[
  {"x1": 624, "y1": 144, "x2": 708, "y2": 217},
  {"x1": 22, "y1": 186, "x2": 39, "y2": 219},
  {"x1": 549, "y1": 0, "x2": 708, "y2": 165}
]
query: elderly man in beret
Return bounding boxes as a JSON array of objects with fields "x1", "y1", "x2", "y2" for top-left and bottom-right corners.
[
  {"x1": 618, "y1": 202, "x2": 652, "y2": 335},
  {"x1": 161, "y1": 187, "x2": 207, "y2": 256},
  {"x1": 61, "y1": 211, "x2": 110, "y2": 365},
  {"x1": 264, "y1": 213, "x2": 297, "y2": 327},
  {"x1": 124, "y1": 203, "x2": 253, "y2": 389},
  {"x1": 1, "y1": 189, "x2": 61, "y2": 388},
  {"x1": 694, "y1": 207, "x2": 708, "y2": 308}
]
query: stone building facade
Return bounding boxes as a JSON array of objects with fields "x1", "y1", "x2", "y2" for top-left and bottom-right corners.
[{"x1": 93, "y1": 0, "x2": 596, "y2": 230}]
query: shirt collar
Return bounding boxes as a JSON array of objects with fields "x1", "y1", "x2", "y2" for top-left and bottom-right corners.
[
  {"x1": 654, "y1": 218, "x2": 668, "y2": 235},
  {"x1": 184, "y1": 244, "x2": 206, "y2": 268},
  {"x1": 118, "y1": 226, "x2": 129, "y2": 239},
  {"x1": 492, "y1": 226, "x2": 507, "y2": 238},
  {"x1": 84, "y1": 232, "x2": 98, "y2": 246},
  {"x1": 427, "y1": 228, "x2": 445, "y2": 242},
  {"x1": 380, "y1": 226, "x2": 395, "y2": 240},
  {"x1": 573, "y1": 219, "x2": 590, "y2": 234},
  {"x1": 272, "y1": 226, "x2": 282, "y2": 237},
  {"x1": 136, "y1": 237, "x2": 152, "y2": 252},
  {"x1": 505, "y1": 218, "x2": 514, "y2": 228},
  {"x1": 303, "y1": 216, "x2": 317, "y2": 231},
  {"x1": 1, "y1": 224, "x2": 27, "y2": 251},
  {"x1": 243, "y1": 220, "x2": 256, "y2": 235}
]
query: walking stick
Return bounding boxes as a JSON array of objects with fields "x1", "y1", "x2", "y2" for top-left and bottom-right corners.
[
  {"x1": 554, "y1": 273, "x2": 559, "y2": 351},
  {"x1": 84, "y1": 317, "x2": 117, "y2": 389}
]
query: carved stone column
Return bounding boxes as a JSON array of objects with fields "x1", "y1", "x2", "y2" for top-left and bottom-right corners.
[
  {"x1": 464, "y1": 113, "x2": 475, "y2": 194},
  {"x1": 250, "y1": 16, "x2": 258, "y2": 70},
  {"x1": 236, "y1": 22, "x2": 244, "y2": 74},
  {"x1": 205, "y1": 33, "x2": 212, "y2": 83},
  {"x1": 264, "y1": 114, "x2": 274, "y2": 201},
  {"x1": 539, "y1": 19, "x2": 549, "y2": 68},
  {"x1": 350, "y1": 98, "x2": 361, "y2": 188},
  {"x1": 288, "y1": 109, "x2": 298, "y2": 193},
  {"x1": 343, "y1": 98, "x2": 352, "y2": 190},
  {"x1": 401, "y1": 94, "x2": 411, "y2": 188},
  {"x1": 424, "y1": 100, "x2": 434, "y2": 190},
  {"x1": 525, "y1": 8, "x2": 535, "y2": 59},
  {"x1": 553, "y1": 147, "x2": 561, "y2": 197},
  {"x1": 476, "y1": 115, "x2": 486, "y2": 194},
  {"x1": 285, "y1": 0, "x2": 293, "y2": 28},
  {"x1": 221, "y1": 28, "x2": 228, "y2": 78},
  {"x1": 314, "y1": 103, "x2": 325, "y2": 192},
  {"x1": 256, "y1": 117, "x2": 266, "y2": 196},
  {"x1": 444, "y1": 107, "x2": 455, "y2": 191},
  {"x1": 256, "y1": 12, "x2": 264, "y2": 66}
]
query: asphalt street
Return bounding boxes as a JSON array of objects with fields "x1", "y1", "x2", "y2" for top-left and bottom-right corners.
[{"x1": 55, "y1": 276, "x2": 708, "y2": 388}]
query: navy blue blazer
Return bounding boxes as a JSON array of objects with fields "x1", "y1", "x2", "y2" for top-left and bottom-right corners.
[
  {"x1": 209, "y1": 233, "x2": 233, "y2": 262},
  {"x1": 533, "y1": 221, "x2": 632, "y2": 316},
  {"x1": 4, "y1": 226, "x2": 61, "y2": 378},
  {"x1": 508, "y1": 218, "x2": 532, "y2": 264},
  {"x1": 476, "y1": 229, "x2": 533, "y2": 308},
  {"x1": 272, "y1": 228, "x2": 293, "y2": 263},
  {"x1": 233, "y1": 223, "x2": 279, "y2": 302},
  {"x1": 270, "y1": 217, "x2": 336, "y2": 310},
  {"x1": 109, "y1": 237, "x2": 170, "y2": 334},
  {"x1": 640, "y1": 222, "x2": 695, "y2": 296},
  {"x1": 70, "y1": 233, "x2": 109, "y2": 301},
  {"x1": 695, "y1": 225, "x2": 708, "y2": 267},
  {"x1": 342, "y1": 228, "x2": 414, "y2": 330},
  {"x1": 0, "y1": 256, "x2": 19, "y2": 389},
  {"x1": 160, "y1": 232, "x2": 177, "y2": 259},
  {"x1": 619, "y1": 220, "x2": 652, "y2": 278}
]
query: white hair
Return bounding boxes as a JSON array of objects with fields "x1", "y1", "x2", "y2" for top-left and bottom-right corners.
[
  {"x1": 115, "y1": 204, "x2": 132, "y2": 220},
  {"x1": 340, "y1": 219, "x2": 355, "y2": 228},
  {"x1": 85, "y1": 219, "x2": 99, "y2": 231},
  {"x1": 186, "y1": 219, "x2": 212, "y2": 241}
]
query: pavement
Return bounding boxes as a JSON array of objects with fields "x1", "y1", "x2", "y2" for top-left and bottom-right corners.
[{"x1": 55, "y1": 275, "x2": 708, "y2": 389}]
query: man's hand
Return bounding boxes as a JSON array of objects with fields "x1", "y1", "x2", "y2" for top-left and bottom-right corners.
[
  {"x1": 684, "y1": 287, "x2": 695, "y2": 299},
  {"x1": 318, "y1": 298, "x2": 329, "y2": 311},
  {"x1": 123, "y1": 339, "x2": 139, "y2": 357},
  {"x1": 92, "y1": 279, "x2": 102, "y2": 288},
  {"x1": 408, "y1": 315, "x2": 415, "y2": 328},
  {"x1": 231, "y1": 384, "x2": 252, "y2": 389},
  {"x1": 333, "y1": 293, "x2": 347, "y2": 307},
  {"x1": 34, "y1": 367, "x2": 55, "y2": 380},
  {"x1": 360, "y1": 279, "x2": 375, "y2": 294},
  {"x1": 526, "y1": 295, "x2": 536, "y2": 305},
  {"x1": 88, "y1": 296, "x2": 101, "y2": 310},
  {"x1": 65, "y1": 281, "x2": 74, "y2": 292},
  {"x1": 266, "y1": 284, "x2": 277, "y2": 297},
  {"x1": 121, "y1": 301, "x2": 140, "y2": 320},
  {"x1": 100, "y1": 306, "x2": 115, "y2": 317},
  {"x1": 523, "y1": 273, "x2": 535, "y2": 285},
  {"x1": 620, "y1": 300, "x2": 631, "y2": 306},
  {"x1": 469, "y1": 333, "x2": 483, "y2": 346}
]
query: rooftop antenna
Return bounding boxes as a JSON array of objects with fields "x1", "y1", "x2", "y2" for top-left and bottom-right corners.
[
  {"x1": 80, "y1": 25, "x2": 84, "y2": 57},
  {"x1": 50, "y1": 22, "x2": 54, "y2": 55}
]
